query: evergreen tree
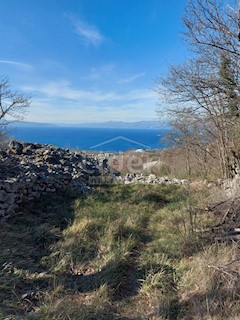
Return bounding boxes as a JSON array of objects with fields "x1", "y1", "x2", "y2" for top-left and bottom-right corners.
[{"x1": 219, "y1": 54, "x2": 239, "y2": 117}]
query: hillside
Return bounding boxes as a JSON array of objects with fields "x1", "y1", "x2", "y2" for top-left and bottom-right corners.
[{"x1": 1, "y1": 141, "x2": 240, "y2": 319}]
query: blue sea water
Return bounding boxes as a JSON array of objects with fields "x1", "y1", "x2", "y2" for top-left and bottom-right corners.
[{"x1": 8, "y1": 126, "x2": 168, "y2": 152}]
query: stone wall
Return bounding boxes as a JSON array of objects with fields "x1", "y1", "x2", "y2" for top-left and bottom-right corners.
[
  {"x1": 0, "y1": 141, "x2": 113, "y2": 219},
  {"x1": 116, "y1": 173, "x2": 189, "y2": 185}
]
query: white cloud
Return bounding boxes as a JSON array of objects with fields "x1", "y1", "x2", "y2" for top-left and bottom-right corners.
[
  {"x1": 67, "y1": 15, "x2": 105, "y2": 46},
  {"x1": 22, "y1": 80, "x2": 158, "y2": 123},
  {"x1": 0, "y1": 60, "x2": 33, "y2": 71},
  {"x1": 24, "y1": 81, "x2": 117, "y2": 102},
  {"x1": 26, "y1": 98, "x2": 156, "y2": 123},
  {"x1": 81, "y1": 64, "x2": 116, "y2": 80},
  {"x1": 118, "y1": 72, "x2": 146, "y2": 84},
  {"x1": 23, "y1": 80, "x2": 156, "y2": 103}
]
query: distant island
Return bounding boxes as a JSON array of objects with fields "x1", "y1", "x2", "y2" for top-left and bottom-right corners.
[{"x1": 8, "y1": 120, "x2": 169, "y2": 129}]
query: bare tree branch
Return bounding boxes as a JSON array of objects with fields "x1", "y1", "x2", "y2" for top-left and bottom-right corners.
[{"x1": 0, "y1": 76, "x2": 31, "y2": 128}]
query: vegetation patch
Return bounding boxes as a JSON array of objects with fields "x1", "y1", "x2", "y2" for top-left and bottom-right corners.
[{"x1": 1, "y1": 184, "x2": 240, "y2": 319}]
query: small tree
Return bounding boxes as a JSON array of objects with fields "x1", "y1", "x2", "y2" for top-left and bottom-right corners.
[{"x1": 0, "y1": 76, "x2": 30, "y2": 127}]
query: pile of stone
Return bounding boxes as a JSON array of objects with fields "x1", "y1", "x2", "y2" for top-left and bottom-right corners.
[
  {"x1": 2, "y1": 140, "x2": 223, "y2": 220},
  {"x1": 116, "y1": 173, "x2": 189, "y2": 186},
  {"x1": 0, "y1": 141, "x2": 115, "y2": 219}
]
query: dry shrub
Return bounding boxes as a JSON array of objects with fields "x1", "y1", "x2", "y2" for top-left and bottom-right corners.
[{"x1": 179, "y1": 243, "x2": 240, "y2": 319}]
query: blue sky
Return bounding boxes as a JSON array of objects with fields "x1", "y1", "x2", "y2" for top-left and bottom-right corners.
[{"x1": 0, "y1": 0, "x2": 188, "y2": 123}]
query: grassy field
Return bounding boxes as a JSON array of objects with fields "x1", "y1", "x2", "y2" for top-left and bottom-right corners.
[{"x1": 1, "y1": 184, "x2": 240, "y2": 320}]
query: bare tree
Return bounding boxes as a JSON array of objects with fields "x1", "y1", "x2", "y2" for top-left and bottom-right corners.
[
  {"x1": 156, "y1": 0, "x2": 240, "y2": 179},
  {"x1": 0, "y1": 76, "x2": 30, "y2": 126},
  {"x1": 182, "y1": 0, "x2": 240, "y2": 57},
  {"x1": 157, "y1": 54, "x2": 240, "y2": 178},
  {"x1": 166, "y1": 109, "x2": 217, "y2": 177}
]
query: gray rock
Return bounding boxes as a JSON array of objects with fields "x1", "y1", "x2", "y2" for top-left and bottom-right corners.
[
  {"x1": 8, "y1": 140, "x2": 23, "y2": 155},
  {"x1": 0, "y1": 142, "x2": 118, "y2": 219}
]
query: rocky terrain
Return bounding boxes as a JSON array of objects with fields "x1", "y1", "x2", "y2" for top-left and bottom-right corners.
[
  {"x1": 0, "y1": 140, "x2": 191, "y2": 219},
  {"x1": 117, "y1": 173, "x2": 188, "y2": 185},
  {"x1": 0, "y1": 141, "x2": 117, "y2": 219},
  {"x1": 1, "y1": 141, "x2": 240, "y2": 320},
  {"x1": 0, "y1": 140, "x2": 231, "y2": 220}
]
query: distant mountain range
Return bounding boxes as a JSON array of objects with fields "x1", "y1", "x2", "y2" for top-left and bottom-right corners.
[
  {"x1": 72, "y1": 121, "x2": 168, "y2": 129},
  {"x1": 8, "y1": 120, "x2": 169, "y2": 129},
  {"x1": 8, "y1": 121, "x2": 57, "y2": 127}
]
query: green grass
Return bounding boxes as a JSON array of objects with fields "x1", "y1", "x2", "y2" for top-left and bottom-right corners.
[{"x1": 1, "y1": 184, "x2": 240, "y2": 320}]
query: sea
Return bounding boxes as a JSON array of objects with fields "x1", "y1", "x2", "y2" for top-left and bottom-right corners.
[{"x1": 7, "y1": 126, "x2": 169, "y2": 152}]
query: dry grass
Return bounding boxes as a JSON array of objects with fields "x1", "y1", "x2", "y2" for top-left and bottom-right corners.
[
  {"x1": 0, "y1": 184, "x2": 240, "y2": 320},
  {"x1": 178, "y1": 243, "x2": 240, "y2": 319},
  {"x1": 107, "y1": 147, "x2": 222, "y2": 179}
]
